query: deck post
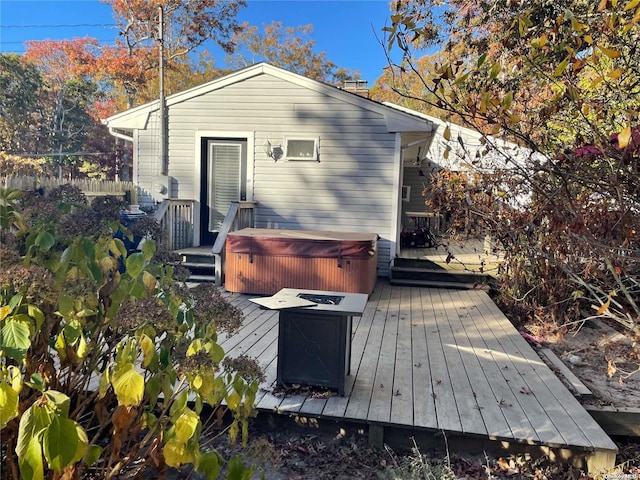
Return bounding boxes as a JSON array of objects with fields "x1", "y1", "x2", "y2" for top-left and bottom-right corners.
[
  {"x1": 586, "y1": 450, "x2": 617, "y2": 475},
  {"x1": 368, "y1": 424, "x2": 384, "y2": 448}
]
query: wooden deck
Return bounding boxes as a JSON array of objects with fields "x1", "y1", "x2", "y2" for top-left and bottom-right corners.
[
  {"x1": 400, "y1": 235, "x2": 504, "y2": 275},
  {"x1": 217, "y1": 280, "x2": 617, "y2": 472}
]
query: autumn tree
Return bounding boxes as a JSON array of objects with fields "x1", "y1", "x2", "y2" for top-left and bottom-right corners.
[
  {"x1": 99, "y1": 0, "x2": 247, "y2": 107},
  {"x1": 227, "y1": 21, "x2": 360, "y2": 84},
  {"x1": 385, "y1": 0, "x2": 640, "y2": 340},
  {"x1": 23, "y1": 39, "x2": 109, "y2": 179}
]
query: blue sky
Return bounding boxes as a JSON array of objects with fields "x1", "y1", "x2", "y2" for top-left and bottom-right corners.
[{"x1": 0, "y1": 0, "x2": 400, "y2": 83}]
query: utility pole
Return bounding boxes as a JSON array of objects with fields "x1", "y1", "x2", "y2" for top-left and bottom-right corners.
[{"x1": 158, "y1": 5, "x2": 167, "y2": 176}]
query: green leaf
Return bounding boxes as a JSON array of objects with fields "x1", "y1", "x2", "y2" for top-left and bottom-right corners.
[
  {"x1": 71, "y1": 423, "x2": 89, "y2": 464},
  {"x1": 85, "y1": 445, "x2": 103, "y2": 466},
  {"x1": 34, "y1": 231, "x2": 55, "y2": 252},
  {"x1": 0, "y1": 319, "x2": 31, "y2": 362},
  {"x1": 125, "y1": 252, "x2": 145, "y2": 278},
  {"x1": 17, "y1": 403, "x2": 52, "y2": 459},
  {"x1": 18, "y1": 436, "x2": 44, "y2": 480},
  {"x1": 141, "y1": 239, "x2": 156, "y2": 261},
  {"x1": 170, "y1": 389, "x2": 189, "y2": 419},
  {"x1": 477, "y1": 52, "x2": 487, "y2": 67},
  {"x1": 554, "y1": 58, "x2": 569, "y2": 76},
  {"x1": 112, "y1": 363, "x2": 144, "y2": 406},
  {"x1": 44, "y1": 390, "x2": 71, "y2": 416},
  {"x1": 0, "y1": 382, "x2": 19, "y2": 428},
  {"x1": 43, "y1": 415, "x2": 78, "y2": 472},
  {"x1": 197, "y1": 451, "x2": 222, "y2": 480},
  {"x1": 227, "y1": 455, "x2": 255, "y2": 480},
  {"x1": 489, "y1": 62, "x2": 501, "y2": 80},
  {"x1": 27, "y1": 305, "x2": 44, "y2": 330}
]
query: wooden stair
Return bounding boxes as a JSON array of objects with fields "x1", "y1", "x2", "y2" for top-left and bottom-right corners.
[
  {"x1": 175, "y1": 246, "x2": 216, "y2": 282},
  {"x1": 390, "y1": 257, "x2": 490, "y2": 289}
]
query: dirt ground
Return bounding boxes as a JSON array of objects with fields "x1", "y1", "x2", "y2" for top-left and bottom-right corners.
[{"x1": 526, "y1": 317, "x2": 640, "y2": 408}]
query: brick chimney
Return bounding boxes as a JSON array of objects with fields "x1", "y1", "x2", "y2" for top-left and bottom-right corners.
[{"x1": 341, "y1": 80, "x2": 369, "y2": 98}]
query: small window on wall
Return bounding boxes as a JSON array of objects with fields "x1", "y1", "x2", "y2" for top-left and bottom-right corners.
[{"x1": 285, "y1": 137, "x2": 318, "y2": 161}]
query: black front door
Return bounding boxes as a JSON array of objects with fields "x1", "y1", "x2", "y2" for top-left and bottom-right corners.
[{"x1": 200, "y1": 138, "x2": 247, "y2": 245}]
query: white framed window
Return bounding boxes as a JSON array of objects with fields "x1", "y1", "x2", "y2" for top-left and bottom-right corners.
[
  {"x1": 284, "y1": 137, "x2": 318, "y2": 161},
  {"x1": 401, "y1": 185, "x2": 411, "y2": 202}
]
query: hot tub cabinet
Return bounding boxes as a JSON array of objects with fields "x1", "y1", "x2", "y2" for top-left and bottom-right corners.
[{"x1": 225, "y1": 228, "x2": 378, "y2": 295}]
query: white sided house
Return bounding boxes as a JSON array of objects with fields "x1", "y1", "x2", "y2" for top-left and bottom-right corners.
[
  {"x1": 384, "y1": 103, "x2": 534, "y2": 216},
  {"x1": 102, "y1": 63, "x2": 436, "y2": 279}
]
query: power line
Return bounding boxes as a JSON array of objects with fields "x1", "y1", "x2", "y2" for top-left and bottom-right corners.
[{"x1": 0, "y1": 23, "x2": 117, "y2": 28}]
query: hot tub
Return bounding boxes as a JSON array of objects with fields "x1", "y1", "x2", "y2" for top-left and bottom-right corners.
[{"x1": 225, "y1": 228, "x2": 378, "y2": 295}]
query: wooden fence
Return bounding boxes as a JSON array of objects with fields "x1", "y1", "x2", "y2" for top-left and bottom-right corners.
[{"x1": 2, "y1": 176, "x2": 136, "y2": 202}]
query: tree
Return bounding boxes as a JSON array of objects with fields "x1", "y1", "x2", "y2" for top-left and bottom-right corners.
[
  {"x1": 384, "y1": 0, "x2": 640, "y2": 339},
  {"x1": 227, "y1": 21, "x2": 360, "y2": 84},
  {"x1": 23, "y1": 39, "x2": 109, "y2": 179},
  {"x1": 0, "y1": 54, "x2": 43, "y2": 155},
  {"x1": 99, "y1": 0, "x2": 247, "y2": 107}
]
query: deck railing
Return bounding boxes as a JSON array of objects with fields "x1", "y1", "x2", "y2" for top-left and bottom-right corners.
[
  {"x1": 212, "y1": 201, "x2": 257, "y2": 286},
  {"x1": 153, "y1": 199, "x2": 194, "y2": 250}
]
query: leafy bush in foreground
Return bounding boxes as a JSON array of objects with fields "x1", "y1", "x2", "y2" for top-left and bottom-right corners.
[{"x1": 0, "y1": 186, "x2": 258, "y2": 479}]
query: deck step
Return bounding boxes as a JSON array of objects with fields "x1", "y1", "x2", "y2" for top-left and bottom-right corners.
[
  {"x1": 391, "y1": 266, "x2": 489, "y2": 285},
  {"x1": 389, "y1": 278, "x2": 488, "y2": 290},
  {"x1": 187, "y1": 274, "x2": 217, "y2": 282},
  {"x1": 181, "y1": 262, "x2": 215, "y2": 269}
]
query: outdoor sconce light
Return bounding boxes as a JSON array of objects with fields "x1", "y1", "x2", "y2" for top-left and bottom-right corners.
[{"x1": 263, "y1": 139, "x2": 283, "y2": 161}]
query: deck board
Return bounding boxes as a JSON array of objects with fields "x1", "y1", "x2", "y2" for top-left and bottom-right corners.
[
  {"x1": 389, "y1": 287, "x2": 414, "y2": 426},
  {"x1": 220, "y1": 280, "x2": 617, "y2": 462},
  {"x1": 367, "y1": 284, "x2": 401, "y2": 424},
  {"x1": 409, "y1": 287, "x2": 437, "y2": 429},
  {"x1": 420, "y1": 289, "x2": 463, "y2": 433}
]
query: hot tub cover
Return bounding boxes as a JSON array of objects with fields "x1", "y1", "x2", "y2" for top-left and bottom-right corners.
[{"x1": 226, "y1": 228, "x2": 377, "y2": 259}]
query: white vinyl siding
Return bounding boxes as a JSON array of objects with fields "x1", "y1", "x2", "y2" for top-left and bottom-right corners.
[{"x1": 134, "y1": 74, "x2": 404, "y2": 276}]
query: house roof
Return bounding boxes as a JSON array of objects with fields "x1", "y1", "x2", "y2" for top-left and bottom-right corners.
[
  {"x1": 383, "y1": 102, "x2": 536, "y2": 171},
  {"x1": 102, "y1": 63, "x2": 435, "y2": 134}
]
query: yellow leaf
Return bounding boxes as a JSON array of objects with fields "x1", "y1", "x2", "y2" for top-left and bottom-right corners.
[
  {"x1": 590, "y1": 75, "x2": 605, "y2": 89},
  {"x1": 594, "y1": 291, "x2": 616, "y2": 315},
  {"x1": 140, "y1": 335, "x2": 155, "y2": 368},
  {"x1": 227, "y1": 391, "x2": 242, "y2": 410},
  {"x1": 142, "y1": 271, "x2": 156, "y2": 293},
  {"x1": 163, "y1": 437, "x2": 193, "y2": 468},
  {"x1": 538, "y1": 33, "x2": 547, "y2": 47},
  {"x1": 583, "y1": 34, "x2": 593, "y2": 44},
  {"x1": 624, "y1": 0, "x2": 640, "y2": 11},
  {"x1": 0, "y1": 382, "x2": 19, "y2": 428},
  {"x1": 175, "y1": 409, "x2": 199, "y2": 442},
  {"x1": 618, "y1": 125, "x2": 632, "y2": 148},
  {"x1": 0, "y1": 305, "x2": 10, "y2": 321},
  {"x1": 112, "y1": 363, "x2": 144, "y2": 406},
  {"x1": 77, "y1": 335, "x2": 89, "y2": 360},
  {"x1": 599, "y1": 45, "x2": 621, "y2": 58},
  {"x1": 98, "y1": 369, "x2": 110, "y2": 399},
  {"x1": 608, "y1": 68, "x2": 623, "y2": 79},
  {"x1": 443, "y1": 126, "x2": 451, "y2": 141}
]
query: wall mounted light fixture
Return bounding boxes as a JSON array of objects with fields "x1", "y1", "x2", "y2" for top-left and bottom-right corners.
[{"x1": 263, "y1": 139, "x2": 283, "y2": 161}]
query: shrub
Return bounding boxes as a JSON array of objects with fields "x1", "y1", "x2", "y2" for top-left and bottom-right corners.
[{"x1": 0, "y1": 186, "x2": 259, "y2": 479}]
